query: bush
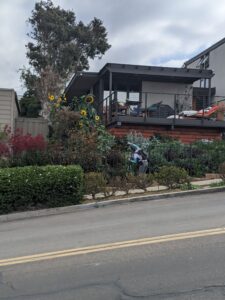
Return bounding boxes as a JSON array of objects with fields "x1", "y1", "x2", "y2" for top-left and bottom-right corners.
[
  {"x1": 105, "y1": 149, "x2": 127, "y2": 178},
  {"x1": 84, "y1": 172, "x2": 107, "y2": 199},
  {"x1": 0, "y1": 165, "x2": 84, "y2": 214},
  {"x1": 127, "y1": 174, "x2": 154, "y2": 191},
  {"x1": 20, "y1": 93, "x2": 41, "y2": 117},
  {"x1": 155, "y1": 166, "x2": 189, "y2": 189},
  {"x1": 109, "y1": 175, "x2": 133, "y2": 195}
]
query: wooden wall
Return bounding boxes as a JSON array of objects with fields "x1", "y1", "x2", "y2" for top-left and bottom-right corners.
[{"x1": 15, "y1": 117, "x2": 49, "y2": 138}]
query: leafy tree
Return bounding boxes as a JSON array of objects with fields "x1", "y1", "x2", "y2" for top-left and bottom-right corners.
[
  {"x1": 19, "y1": 90, "x2": 42, "y2": 118},
  {"x1": 21, "y1": 0, "x2": 110, "y2": 109}
]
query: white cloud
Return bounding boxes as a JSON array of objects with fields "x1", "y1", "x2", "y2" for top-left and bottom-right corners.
[{"x1": 0, "y1": 0, "x2": 225, "y2": 95}]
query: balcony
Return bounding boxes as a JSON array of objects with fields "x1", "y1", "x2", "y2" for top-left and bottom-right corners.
[{"x1": 98, "y1": 92, "x2": 225, "y2": 130}]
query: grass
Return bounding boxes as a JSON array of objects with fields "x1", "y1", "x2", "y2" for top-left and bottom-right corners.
[{"x1": 209, "y1": 181, "x2": 225, "y2": 188}]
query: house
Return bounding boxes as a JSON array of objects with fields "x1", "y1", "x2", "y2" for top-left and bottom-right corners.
[
  {"x1": 184, "y1": 37, "x2": 225, "y2": 106},
  {"x1": 0, "y1": 88, "x2": 20, "y2": 132},
  {"x1": 65, "y1": 63, "x2": 225, "y2": 143}
]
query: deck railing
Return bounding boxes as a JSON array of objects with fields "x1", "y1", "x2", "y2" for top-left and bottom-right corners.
[{"x1": 98, "y1": 92, "x2": 218, "y2": 125}]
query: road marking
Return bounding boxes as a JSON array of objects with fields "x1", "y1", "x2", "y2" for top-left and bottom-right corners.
[{"x1": 1, "y1": 227, "x2": 225, "y2": 267}]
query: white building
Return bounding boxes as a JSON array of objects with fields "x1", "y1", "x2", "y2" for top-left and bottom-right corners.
[
  {"x1": 184, "y1": 37, "x2": 225, "y2": 106},
  {"x1": 0, "y1": 88, "x2": 19, "y2": 132}
]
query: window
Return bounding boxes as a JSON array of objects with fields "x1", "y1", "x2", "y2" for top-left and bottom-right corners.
[
  {"x1": 128, "y1": 92, "x2": 140, "y2": 102},
  {"x1": 197, "y1": 53, "x2": 209, "y2": 69}
]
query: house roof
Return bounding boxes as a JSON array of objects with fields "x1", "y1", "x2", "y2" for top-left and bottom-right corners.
[
  {"x1": 100, "y1": 63, "x2": 213, "y2": 79},
  {"x1": 184, "y1": 37, "x2": 225, "y2": 66},
  {"x1": 65, "y1": 72, "x2": 98, "y2": 99},
  {"x1": 65, "y1": 63, "x2": 214, "y2": 98}
]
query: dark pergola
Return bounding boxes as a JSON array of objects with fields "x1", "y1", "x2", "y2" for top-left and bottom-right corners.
[{"x1": 65, "y1": 63, "x2": 214, "y2": 106}]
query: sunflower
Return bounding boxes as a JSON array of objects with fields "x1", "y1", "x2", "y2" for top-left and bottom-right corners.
[
  {"x1": 48, "y1": 95, "x2": 55, "y2": 101},
  {"x1": 95, "y1": 115, "x2": 100, "y2": 121},
  {"x1": 80, "y1": 109, "x2": 87, "y2": 117},
  {"x1": 85, "y1": 95, "x2": 94, "y2": 104}
]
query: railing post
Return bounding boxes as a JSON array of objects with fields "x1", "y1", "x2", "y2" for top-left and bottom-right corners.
[
  {"x1": 173, "y1": 94, "x2": 177, "y2": 129},
  {"x1": 105, "y1": 98, "x2": 108, "y2": 126},
  {"x1": 144, "y1": 93, "x2": 148, "y2": 121},
  {"x1": 109, "y1": 71, "x2": 113, "y2": 122},
  {"x1": 115, "y1": 92, "x2": 118, "y2": 119}
]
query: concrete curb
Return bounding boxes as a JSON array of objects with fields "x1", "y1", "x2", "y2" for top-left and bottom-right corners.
[{"x1": 1, "y1": 186, "x2": 225, "y2": 223}]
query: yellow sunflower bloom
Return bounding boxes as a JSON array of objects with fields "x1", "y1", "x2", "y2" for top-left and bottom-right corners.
[
  {"x1": 48, "y1": 95, "x2": 55, "y2": 101},
  {"x1": 85, "y1": 95, "x2": 94, "y2": 104},
  {"x1": 80, "y1": 109, "x2": 87, "y2": 117},
  {"x1": 95, "y1": 115, "x2": 100, "y2": 121}
]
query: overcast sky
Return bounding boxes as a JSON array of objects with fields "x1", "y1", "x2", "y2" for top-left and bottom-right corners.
[{"x1": 1, "y1": 0, "x2": 225, "y2": 95}]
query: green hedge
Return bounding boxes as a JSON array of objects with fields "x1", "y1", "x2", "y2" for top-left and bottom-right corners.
[{"x1": 0, "y1": 165, "x2": 84, "y2": 214}]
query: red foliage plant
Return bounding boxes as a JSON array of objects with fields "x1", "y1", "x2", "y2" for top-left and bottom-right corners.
[
  {"x1": 0, "y1": 126, "x2": 47, "y2": 156},
  {"x1": 10, "y1": 133, "x2": 47, "y2": 155},
  {"x1": 0, "y1": 143, "x2": 10, "y2": 156}
]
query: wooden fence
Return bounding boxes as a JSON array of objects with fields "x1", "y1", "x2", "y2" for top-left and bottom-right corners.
[{"x1": 15, "y1": 117, "x2": 49, "y2": 138}]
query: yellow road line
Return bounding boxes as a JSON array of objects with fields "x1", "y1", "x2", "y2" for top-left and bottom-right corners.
[{"x1": 1, "y1": 227, "x2": 225, "y2": 267}]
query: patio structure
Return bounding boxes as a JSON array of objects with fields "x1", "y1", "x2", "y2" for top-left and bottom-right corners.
[{"x1": 65, "y1": 63, "x2": 225, "y2": 143}]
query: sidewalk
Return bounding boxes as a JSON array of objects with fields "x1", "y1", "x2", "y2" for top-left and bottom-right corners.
[
  {"x1": 0, "y1": 178, "x2": 224, "y2": 223},
  {"x1": 89, "y1": 178, "x2": 223, "y2": 200}
]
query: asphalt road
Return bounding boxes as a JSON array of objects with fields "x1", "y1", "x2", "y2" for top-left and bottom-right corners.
[{"x1": 1, "y1": 192, "x2": 225, "y2": 299}]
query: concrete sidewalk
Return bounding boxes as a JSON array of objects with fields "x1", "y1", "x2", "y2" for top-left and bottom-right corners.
[{"x1": 0, "y1": 178, "x2": 224, "y2": 223}]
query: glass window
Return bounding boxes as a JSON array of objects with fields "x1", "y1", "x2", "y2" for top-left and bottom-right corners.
[
  {"x1": 128, "y1": 92, "x2": 140, "y2": 102},
  {"x1": 117, "y1": 92, "x2": 127, "y2": 103}
]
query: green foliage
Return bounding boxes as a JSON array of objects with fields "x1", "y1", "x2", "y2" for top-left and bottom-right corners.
[
  {"x1": 155, "y1": 166, "x2": 189, "y2": 189},
  {"x1": 180, "y1": 183, "x2": 198, "y2": 190},
  {"x1": 109, "y1": 176, "x2": 132, "y2": 195},
  {"x1": 84, "y1": 172, "x2": 107, "y2": 199},
  {"x1": 96, "y1": 125, "x2": 115, "y2": 155},
  {"x1": 126, "y1": 131, "x2": 150, "y2": 153},
  {"x1": 209, "y1": 181, "x2": 225, "y2": 187},
  {"x1": 50, "y1": 110, "x2": 80, "y2": 142},
  {"x1": 105, "y1": 149, "x2": 127, "y2": 178},
  {"x1": 126, "y1": 173, "x2": 154, "y2": 191},
  {"x1": 66, "y1": 131, "x2": 103, "y2": 171},
  {"x1": 47, "y1": 94, "x2": 115, "y2": 172},
  {"x1": 22, "y1": 0, "x2": 111, "y2": 105},
  {"x1": 0, "y1": 165, "x2": 84, "y2": 214},
  {"x1": 146, "y1": 138, "x2": 225, "y2": 176},
  {"x1": 20, "y1": 90, "x2": 41, "y2": 117}
]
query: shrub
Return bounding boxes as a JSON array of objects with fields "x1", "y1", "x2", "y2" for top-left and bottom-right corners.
[
  {"x1": 50, "y1": 110, "x2": 80, "y2": 141},
  {"x1": 84, "y1": 172, "x2": 107, "y2": 199},
  {"x1": 132, "y1": 174, "x2": 154, "y2": 191},
  {"x1": 155, "y1": 166, "x2": 189, "y2": 189},
  {"x1": 105, "y1": 149, "x2": 127, "y2": 178},
  {"x1": 124, "y1": 173, "x2": 154, "y2": 191},
  {"x1": 67, "y1": 131, "x2": 103, "y2": 171},
  {"x1": 0, "y1": 126, "x2": 48, "y2": 167},
  {"x1": 0, "y1": 165, "x2": 84, "y2": 214},
  {"x1": 20, "y1": 97, "x2": 41, "y2": 117},
  {"x1": 109, "y1": 175, "x2": 132, "y2": 195}
]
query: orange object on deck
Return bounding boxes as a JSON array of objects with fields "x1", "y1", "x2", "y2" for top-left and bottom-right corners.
[{"x1": 195, "y1": 105, "x2": 219, "y2": 118}]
